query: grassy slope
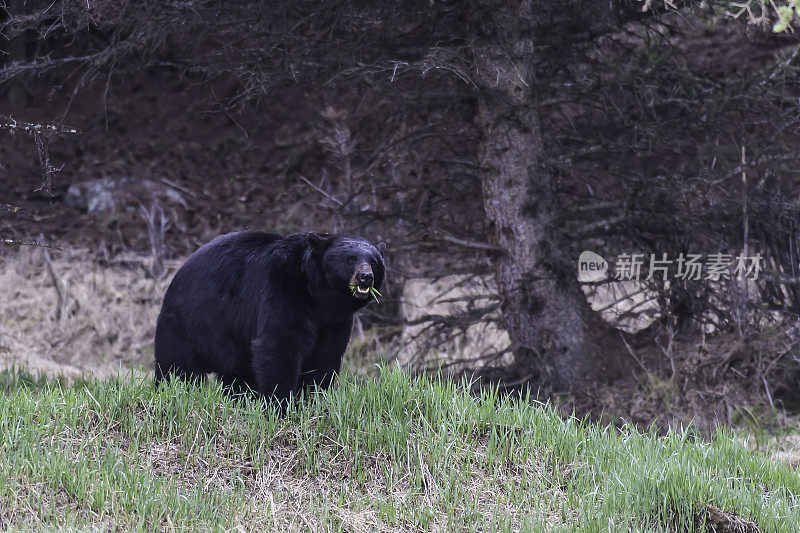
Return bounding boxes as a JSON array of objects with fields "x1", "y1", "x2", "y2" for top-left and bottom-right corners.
[{"x1": 0, "y1": 367, "x2": 797, "y2": 532}]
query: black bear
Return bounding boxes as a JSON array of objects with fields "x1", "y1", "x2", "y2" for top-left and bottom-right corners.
[{"x1": 154, "y1": 231, "x2": 385, "y2": 402}]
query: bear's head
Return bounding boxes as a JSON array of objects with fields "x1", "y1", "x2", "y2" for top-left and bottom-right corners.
[{"x1": 307, "y1": 233, "x2": 386, "y2": 304}]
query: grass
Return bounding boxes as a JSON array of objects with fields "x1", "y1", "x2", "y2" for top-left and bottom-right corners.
[{"x1": 0, "y1": 366, "x2": 798, "y2": 532}]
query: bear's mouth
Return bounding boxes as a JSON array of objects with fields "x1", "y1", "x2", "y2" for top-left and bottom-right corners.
[{"x1": 349, "y1": 282, "x2": 373, "y2": 299}]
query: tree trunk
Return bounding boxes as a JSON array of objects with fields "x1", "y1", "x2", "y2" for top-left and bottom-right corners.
[{"x1": 472, "y1": 2, "x2": 627, "y2": 390}]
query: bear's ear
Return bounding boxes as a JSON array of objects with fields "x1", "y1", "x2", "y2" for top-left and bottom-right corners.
[
  {"x1": 377, "y1": 242, "x2": 387, "y2": 254},
  {"x1": 307, "y1": 232, "x2": 333, "y2": 256}
]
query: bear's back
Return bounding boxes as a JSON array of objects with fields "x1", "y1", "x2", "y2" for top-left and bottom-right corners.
[
  {"x1": 199, "y1": 231, "x2": 284, "y2": 257},
  {"x1": 164, "y1": 231, "x2": 284, "y2": 298}
]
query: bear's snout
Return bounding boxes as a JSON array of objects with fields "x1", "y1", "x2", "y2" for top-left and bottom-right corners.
[
  {"x1": 352, "y1": 263, "x2": 374, "y2": 287},
  {"x1": 350, "y1": 263, "x2": 376, "y2": 298}
]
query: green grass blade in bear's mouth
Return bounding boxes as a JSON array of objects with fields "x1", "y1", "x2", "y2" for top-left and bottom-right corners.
[
  {"x1": 349, "y1": 284, "x2": 367, "y2": 296},
  {"x1": 349, "y1": 284, "x2": 381, "y2": 302}
]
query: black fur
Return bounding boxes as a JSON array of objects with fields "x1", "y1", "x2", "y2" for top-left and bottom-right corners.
[{"x1": 154, "y1": 231, "x2": 386, "y2": 403}]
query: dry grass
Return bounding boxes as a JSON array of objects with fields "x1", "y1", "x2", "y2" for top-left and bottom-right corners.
[{"x1": 0, "y1": 246, "x2": 177, "y2": 378}]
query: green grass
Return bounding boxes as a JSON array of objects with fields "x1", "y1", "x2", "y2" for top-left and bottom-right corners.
[{"x1": 0, "y1": 366, "x2": 797, "y2": 532}]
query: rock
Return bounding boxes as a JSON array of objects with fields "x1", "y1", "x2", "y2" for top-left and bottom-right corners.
[{"x1": 65, "y1": 177, "x2": 186, "y2": 215}]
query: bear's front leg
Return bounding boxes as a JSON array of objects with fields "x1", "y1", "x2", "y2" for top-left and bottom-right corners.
[
  {"x1": 249, "y1": 320, "x2": 317, "y2": 404},
  {"x1": 299, "y1": 318, "x2": 353, "y2": 391}
]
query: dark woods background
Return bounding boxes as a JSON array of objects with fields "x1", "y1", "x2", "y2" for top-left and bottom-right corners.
[{"x1": 2, "y1": 0, "x2": 800, "y2": 428}]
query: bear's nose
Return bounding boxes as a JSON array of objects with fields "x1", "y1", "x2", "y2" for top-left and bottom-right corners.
[{"x1": 358, "y1": 272, "x2": 374, "y2": 285}]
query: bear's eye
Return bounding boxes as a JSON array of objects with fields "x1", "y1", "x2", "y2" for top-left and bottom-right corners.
[{"x1": 346, "y1": 256, "x2": 356, "y2": 265}]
